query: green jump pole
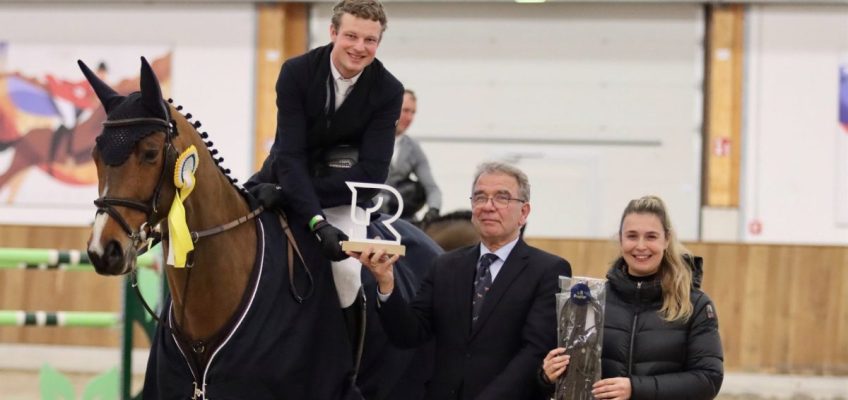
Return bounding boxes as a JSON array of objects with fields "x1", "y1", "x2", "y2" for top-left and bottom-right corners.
[
  {"x1": 122, "y1": 270, "x2": 162, "y2": 400},
  {"x1": 0, "y1": 310, "x2": 119, "y2": 327},
  {"x1": 0, "y1": 246, "x2": 162, "y2": 399},
  {"x1": 0, "y1": 248, "x2": 154, "y2": 270}
]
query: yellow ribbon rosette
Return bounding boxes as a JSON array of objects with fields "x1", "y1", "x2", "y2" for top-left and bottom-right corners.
[{"x1": 167, "y1": 145, "x2": 199, "y2": 268}]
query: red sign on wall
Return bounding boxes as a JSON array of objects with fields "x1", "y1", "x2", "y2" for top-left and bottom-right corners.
[
  {"x1": 713, "y1": 137, "x2": 731, "y2": 157},
  {"x1": 748, "y1": 220, "x2": 762, "y2": 235}
]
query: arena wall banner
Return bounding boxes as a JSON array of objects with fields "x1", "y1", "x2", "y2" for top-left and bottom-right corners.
[
  {"x1": 835, "y1": 59, "x2": 848, "y2": 225},
  {"x1": 0, "y1": 44, "x2": 171, "y2": 225}
]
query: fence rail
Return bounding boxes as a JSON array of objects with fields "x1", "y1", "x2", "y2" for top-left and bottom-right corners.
[
  {"x1": 0, "y1": 247, "x2": 155, "y2": 270},
  {"x1": 0, "y1": 245, "x2": 161, "y2": 400},
  {"x1": 0, "y1": 310, "x2": 120, "y2": 328}
]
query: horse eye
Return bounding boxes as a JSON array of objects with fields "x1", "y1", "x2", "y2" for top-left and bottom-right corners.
[{"x1": 142, "y1": 149, "x2": 159, "y2": 163}]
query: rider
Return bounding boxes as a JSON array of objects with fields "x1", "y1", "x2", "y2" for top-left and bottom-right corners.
[{"x1": 246, "y1": 0, "x2": 403, "y2": 313}]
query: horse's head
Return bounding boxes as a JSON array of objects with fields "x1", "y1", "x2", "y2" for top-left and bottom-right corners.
[{"x1": 80, "y1": 57, "x2": 185, "y2": 275}]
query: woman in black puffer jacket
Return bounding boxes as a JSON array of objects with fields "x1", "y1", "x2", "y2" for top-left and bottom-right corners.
[{"x1": 541, "y1": 195, "x2": 723, "y2": 399}]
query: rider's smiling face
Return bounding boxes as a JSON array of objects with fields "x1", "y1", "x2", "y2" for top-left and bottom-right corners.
[{"x1": 330, "y1": 13, "x2": 382, "y2": 79}]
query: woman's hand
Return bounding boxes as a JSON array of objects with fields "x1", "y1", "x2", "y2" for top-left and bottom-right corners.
[
  {"x1": 592, "y1": 377, "x2": 632, "y2": 400},
  {"x1": 347, "y1": 247, "x2": 400, "y2": 295},
  {"x1": 542, "y1": 347, "x2": 570, "y2": 383}
]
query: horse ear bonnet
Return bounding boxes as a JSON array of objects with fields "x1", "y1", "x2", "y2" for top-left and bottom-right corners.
[{"x1": 79, "y1": 57, "x2": 170, "y2": 166}]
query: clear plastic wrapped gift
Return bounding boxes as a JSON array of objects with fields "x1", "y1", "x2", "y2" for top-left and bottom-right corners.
[{"x1": 555, "y1": 276, "x2": 607, "y2": 400}]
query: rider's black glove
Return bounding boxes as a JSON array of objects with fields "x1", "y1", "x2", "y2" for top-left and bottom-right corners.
[
  {"x1": 312, "y1": 220, "x2": 349, "y2": 261},
  {"x1": 247, "y1": 183, "x2": 285, "y2": 210}
]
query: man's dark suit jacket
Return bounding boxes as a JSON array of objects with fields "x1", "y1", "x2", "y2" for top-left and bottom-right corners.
[
  {"x1": 269, "y1": 43, "x2": 403, "y2": 220},
  {"x1": 378, "y1": 239, "x2": 572, "y2": 400}
]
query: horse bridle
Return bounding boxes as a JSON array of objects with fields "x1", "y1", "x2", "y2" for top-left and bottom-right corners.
[
  {"x1": 93, "y1": 116, "x2": 176, "y2": 252},
  {"x1": 94, "y1": 113, "x2": 266, "y2": 254}
]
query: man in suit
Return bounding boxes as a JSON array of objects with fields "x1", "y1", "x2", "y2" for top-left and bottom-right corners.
[
  {"x1": 353, "y1": 162, "x2": 573, "y2": 400},
  {"x1": 248, "y1": 0, "x2": 403, "y2": 309},
  {"x1": 380, "y1": 89, "x2": 442, "y2": 221}
]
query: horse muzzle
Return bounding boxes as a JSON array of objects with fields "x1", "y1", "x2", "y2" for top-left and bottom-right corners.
[{"x1": 87, "y1": 239, "x2": 136, "y2": 276}]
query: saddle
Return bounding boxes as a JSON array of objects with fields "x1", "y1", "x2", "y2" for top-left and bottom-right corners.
[
  {"x1": 310, "y1": 145, "x2": 380, "y2": 203},
  {"x1": 311, "y1": 145, "x2": 359, "y2": 177}
]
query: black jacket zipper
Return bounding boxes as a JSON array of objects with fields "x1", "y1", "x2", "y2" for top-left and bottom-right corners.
[{"x1": 627, "y1": 281, "x2": 642, "y2": 376}]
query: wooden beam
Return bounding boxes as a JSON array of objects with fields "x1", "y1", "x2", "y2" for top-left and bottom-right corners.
[
  {"x1": 254, "y1": 3, "x2": 308, "y2": 172},
  {"x1": 704, "y1": 4, "x2": 745, "y2": 207}
]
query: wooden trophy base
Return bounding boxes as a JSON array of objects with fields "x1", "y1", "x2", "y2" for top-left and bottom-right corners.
[{"x1": 342, "y1": 240, "x2": 406, "y2": 256}]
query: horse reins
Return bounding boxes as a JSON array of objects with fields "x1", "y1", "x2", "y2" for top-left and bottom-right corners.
[
  {"x1": 126, "y1": 206, "x2": 266, "y2": 327},
  {"x1": 276, "y1": 212, "x2": 314, "y2": 303}
]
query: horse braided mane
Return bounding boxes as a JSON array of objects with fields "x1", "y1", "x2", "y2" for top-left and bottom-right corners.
[{"x1": 167, "y1": 98, "x2": 249, "y2": 197}]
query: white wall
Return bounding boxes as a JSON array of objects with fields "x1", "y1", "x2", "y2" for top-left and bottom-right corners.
[
  {"x1": 311, "y1": 2, "x2": 704, "y2": 239},
  {"x1": 742, "y1": 5, "x2": 848, "y2": 244},
  {"x1": 0, "y1": 3, "x2": 255, "y2": 225}
]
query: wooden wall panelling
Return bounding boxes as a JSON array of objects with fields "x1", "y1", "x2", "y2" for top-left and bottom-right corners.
[
  {"x1": 789, "y1": 246, "x2": 842, "y2": 373},
  {"x1": 529, "y1": 238, "x2": 848, "y2": 374},
  {"x1": 739, "y1": 245, "x2": 769, "y2": 371},
  {"x1": 528, "y1": 237, "x2": 618, "y2": 279},
  {"x1": 834, "y1": 250, "x2": 848, "y2": 373},
  {"x1": 0, "y1": 225, "x2": 89, "y2": 249},
  {"x1": 3, "y1": 229, "x2": 848, "y2": 373},
  {"x1": 821, "y1": 247, "x2": 845, "y2": 374},
  {"x1": 767, "y1": 246, "x2": 794, "y2": 372},
  {"x1": 694, "y1": 243, "x2": 746, "y2": 370}
]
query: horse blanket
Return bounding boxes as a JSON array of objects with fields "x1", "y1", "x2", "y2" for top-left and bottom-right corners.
[{"x1": 143, "y1": 209, "x2": 360, "y2": 400}]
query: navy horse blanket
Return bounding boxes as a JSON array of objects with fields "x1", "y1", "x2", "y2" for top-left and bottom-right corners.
[
  {"x1": 143, "y1": 210, "x2": 360, "y2": 400},
  {"x1": 143, "y1": 210, "x2": 442, "y2": 400}
]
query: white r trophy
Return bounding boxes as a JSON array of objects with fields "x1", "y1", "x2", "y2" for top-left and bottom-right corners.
[{"x1": 340, "y1": 181, "x2": 407, "y2": 256}]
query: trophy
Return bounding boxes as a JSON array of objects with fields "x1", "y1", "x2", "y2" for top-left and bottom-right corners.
[{"x1": 340, "y1": 181, "x2": 407, "y2": 256}]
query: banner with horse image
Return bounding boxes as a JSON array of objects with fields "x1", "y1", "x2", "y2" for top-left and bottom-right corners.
[
  {"x1": 836, "y1": 59, "x2": 848, "y2": 225},
  {"x1": 0, "y1": 44, "x2": 171, "y2": 225}
]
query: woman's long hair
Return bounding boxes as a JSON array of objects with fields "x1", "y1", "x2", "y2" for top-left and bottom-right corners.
[{"x1": 618, "y1": 195, "x2": 693, "y2": 322}]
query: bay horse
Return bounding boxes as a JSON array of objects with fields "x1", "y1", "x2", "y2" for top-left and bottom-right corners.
[
  {"x1": 417, "y1": 210, "x2": 479, "y2": 252},
  {"x1": 81, "y1": 58, "x2": 360, "y2": 400}
]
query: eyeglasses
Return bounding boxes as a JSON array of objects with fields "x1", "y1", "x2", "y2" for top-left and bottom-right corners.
[{"x1": 470, "y1": 193, "x2": 526, "y2": 209}]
